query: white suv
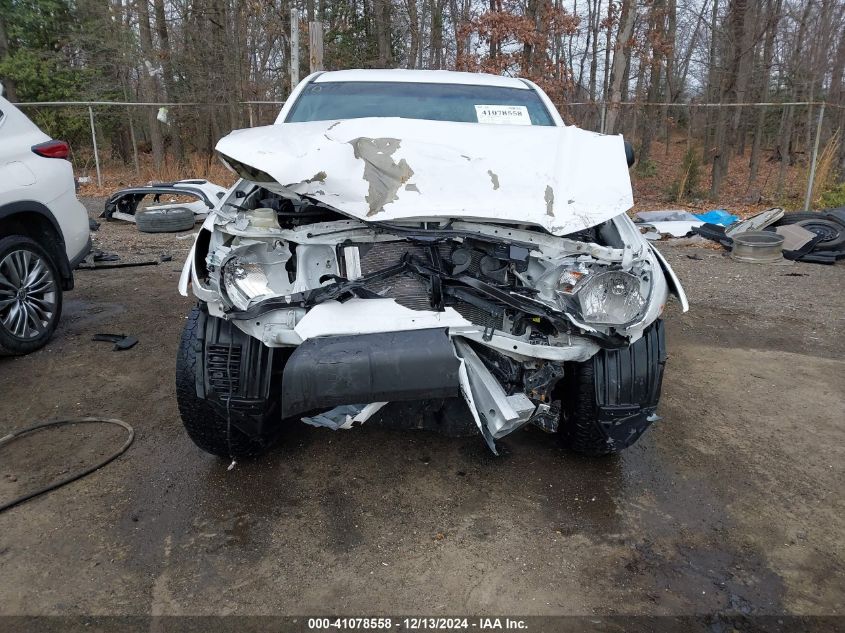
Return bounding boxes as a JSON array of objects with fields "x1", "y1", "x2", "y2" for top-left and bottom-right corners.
[{"x1": 0, "y1": 84, "x2": 91, "y2": 355}]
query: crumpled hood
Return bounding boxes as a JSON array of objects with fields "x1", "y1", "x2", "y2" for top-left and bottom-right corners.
[{"x1": 215, "y1": 117, "x2": 634, "y2": 236}]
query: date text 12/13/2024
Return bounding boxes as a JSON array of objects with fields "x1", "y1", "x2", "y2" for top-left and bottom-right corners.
[{"x1": 307, "y1": 617, "x2": 529, "y2": 630}]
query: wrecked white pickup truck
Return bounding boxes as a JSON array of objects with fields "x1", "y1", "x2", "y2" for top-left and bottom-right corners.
[{"x1": 176, "y1": 69, "x2": 688, "y2": 459}]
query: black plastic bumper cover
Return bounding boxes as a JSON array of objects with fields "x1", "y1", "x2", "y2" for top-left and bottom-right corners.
[
  {"x1": 593, "y1": 319, "x2": 667, "y2": 449},
  {"x1": 281, "y1": 328, "x2": 461, "y2": 419},
  {"x1": 199, "y1": 311, "x2": 279, "y2": 437}
]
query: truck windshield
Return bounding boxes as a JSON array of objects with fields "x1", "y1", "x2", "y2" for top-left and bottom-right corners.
[{"x1": 285, "y1": 81, "x2": 555, "y2": 126}]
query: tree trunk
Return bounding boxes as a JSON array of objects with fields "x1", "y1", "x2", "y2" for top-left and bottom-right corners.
[
  {"x1": 153, "y1": 0, "x2": 183, "y2": 162},
  {"x1": 601, "y1": 0, "x2": 612, "y2": 104},
  {"x1": 374, "y1": 0, "x2": 392, "y2": 66},
  {"x1": 588, "y1": 0, "x2": 601, "y2": 103},
  {"x1": 702, "y1": 0, "x2": 719, "y2": 168},
  {"x1": 829, "y1": 19, "x2": 845, "y2": 174},
  {"x1": 137, "y1": 0, "x2": 164, "y2": 168},
  {"x1": 605, "y1": 0, "x2": 635, "y2": 135},
  {"x1": 710, "y1": 0, "x2": 748, "y2": 199},
  {"x1": 638, "y1": 0, "x2": 666, "y2": 170},
  {"x1": 749, "y1": 0, "x2": 782, "y2": 187},
  {"x1": 777, "y1": 0, "x2": 813, "y2": 197},
  {"x1": 408, "y1": 0, "x2": 420, "y2": 68},
  {"x1": 663, "y1": 0, "x2": 676, "y2": 155}
]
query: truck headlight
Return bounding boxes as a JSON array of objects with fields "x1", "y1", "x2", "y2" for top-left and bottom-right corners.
[
  {"x1": 221, "y1": 245, "x2": 292, "y2": 310},
  {"x1": 223, "y1": 258, "x2": 274, "y2": 310},
  {"x1": 576, "y1": 270, "x2": 646, "y2": 325}
]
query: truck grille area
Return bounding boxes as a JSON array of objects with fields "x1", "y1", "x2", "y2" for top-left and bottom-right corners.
[{"x1": 356, "y1": 241, "x2": 504, "y2": 329}]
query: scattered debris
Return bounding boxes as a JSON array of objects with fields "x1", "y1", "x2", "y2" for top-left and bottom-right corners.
[
  {"x1": 730, "y1": 231, "x2": 787, "y2": 264},
  {"x1": 301, "y1": 402, "x2": 387, "y2": 430},
  {"x1": 775, "y1": 224, "x2": 817, "y2": 253},
  {"x1": 102, "y1": 180, "x2": 226, "y2": 229},
  {"x1": 725, "y1": 207, "x2": 784, "y2": 237},
  {"x1": 635, "y1": 210, "x2": 704, "y2": 240},
  {"x1": 694, "y1": 209, "x2": 740, "y2": 226},
  {"x1": 636, "y1": 210, "x2": 700, "y2": 222},
  {"x1": 78, "y1": 257, "x2": 159, "y2": 270},
  {"x1": 92, "y1": 333, "x2": 139, "y2": 351},
  {"x1": 640, "y1": 220, "x2": 704, "y2": 239},
  {"x1": 691, "y1": 207, "x2": 845, "y2": 265},
  {"x1": 93, "y1": 250, "x2": 119, "y2": 262}
]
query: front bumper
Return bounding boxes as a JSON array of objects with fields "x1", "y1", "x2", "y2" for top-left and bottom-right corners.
[
  {"x1": 194, "y1": 302, "x2": 668, "y2": 452},
  {"x1": 281, "y1": 328, "x2": 461, "y2": 419}
]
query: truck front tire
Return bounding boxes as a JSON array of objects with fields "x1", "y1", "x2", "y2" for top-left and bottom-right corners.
[
  {"x1": 175, "y1": 305, "x2": 273, "y2": 459},
  {"x1": 559, "y1": 320, "x2": 667, "y2": 456}
]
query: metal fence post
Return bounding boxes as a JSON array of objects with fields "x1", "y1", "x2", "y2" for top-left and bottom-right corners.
[
  {"x1": 88, "y1": 105, "x2": 102, "y2": 187},
  {"x1": 127, "y1": 107, "x2": 140, "y2": 175},
  {"x1": 803, "y1": 102, "x2": 826, "y2": 212}
]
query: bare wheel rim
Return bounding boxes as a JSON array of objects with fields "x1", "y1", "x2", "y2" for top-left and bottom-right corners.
[{"x1": 0, "y1": 248, "x2": 57, "y2": 340}]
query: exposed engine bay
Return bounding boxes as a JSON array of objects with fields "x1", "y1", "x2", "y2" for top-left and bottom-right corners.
[{"x1": 180, "y1": 180, "x2": 684, "y2": 452}]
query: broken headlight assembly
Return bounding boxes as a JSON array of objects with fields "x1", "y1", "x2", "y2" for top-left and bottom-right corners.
[
  {"x1": 575, "y1": 270, "x2": 646, "y2": 326},
  {"x1": 536, "y1": 262, "x2": 647, "y2": 327},
  {"x1": 221, "y1": 244, "x2": 292, "y2": 310}
]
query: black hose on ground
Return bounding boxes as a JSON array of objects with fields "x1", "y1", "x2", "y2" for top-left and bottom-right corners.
[{"x1": 0, "y1": 417, "x2": 134, "y2": 514}]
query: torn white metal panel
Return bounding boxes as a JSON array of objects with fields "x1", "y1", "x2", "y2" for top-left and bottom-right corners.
[
  {"x1": 648, "y1": 244, "x2": 689, "y2": 313},
  {"x1": 725, "y1": 207, "x2": 784, "y2": 237},
  {"x1": 215, "y1": 117, "x2": 633, "y2": 236},
  {"x1": 301, "y1": 402, "x2": 387, "y2": 429},
  {"x1": 292, "y1": 298, "x2": 472, "y2": 341},
  {"x1": 453, "y1": 330, "x2": 600, "y2": 362},
  {"x1": 637, "y1": 220, "x2": 704, "y2": 238},
  {"x1": 456, "y1": 358, "x2": 496, "y2": 454},
  {"x1": 178, "y1": 241, "x2": 196, "y2": 296},
  {"x1": 454, "y1": 339, "x2": 536, "y2": 441}
]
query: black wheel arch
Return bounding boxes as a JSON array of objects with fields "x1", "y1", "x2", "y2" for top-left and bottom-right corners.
[{"x1": 0, "y1": 201, "x2": 73, "y2": 290}]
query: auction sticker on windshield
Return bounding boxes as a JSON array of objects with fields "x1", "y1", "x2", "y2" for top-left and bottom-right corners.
[{"x1": 474, "y1": 105, "x2": 531, "y2": 125}]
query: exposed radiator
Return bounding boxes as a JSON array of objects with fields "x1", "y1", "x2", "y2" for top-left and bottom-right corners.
[{"x1": 355, "y1": 241, "x2": 503, "y2": 329}]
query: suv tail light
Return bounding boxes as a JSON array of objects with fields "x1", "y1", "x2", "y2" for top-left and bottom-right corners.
[{"x1": 32, "y1": 140, "x2": 70, "y2": 159}]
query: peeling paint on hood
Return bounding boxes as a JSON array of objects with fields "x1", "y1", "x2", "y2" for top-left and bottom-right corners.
[{"x1": 215, "y1": 117, "x2": 634, "y2": 236}]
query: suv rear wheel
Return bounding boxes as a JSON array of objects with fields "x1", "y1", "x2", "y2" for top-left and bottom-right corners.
[{"x1": 0, "y1": 235, "x2": 63, "y2": 356}]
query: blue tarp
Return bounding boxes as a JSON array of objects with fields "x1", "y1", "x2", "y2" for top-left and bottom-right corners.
[{"x1": 694, "y1": 209, "x2": 739, "y2": 226}]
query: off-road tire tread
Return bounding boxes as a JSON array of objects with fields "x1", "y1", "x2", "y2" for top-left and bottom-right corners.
[
  {"x1": 560, "y1": 359, "x2": 616, "y2": 457},
  {"x1": 175, "y1": 305, "x2": 267, "y2": 459}
]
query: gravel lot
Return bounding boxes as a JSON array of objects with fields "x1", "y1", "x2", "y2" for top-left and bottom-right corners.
[{"x1": 0, "y1": 198, "x2": 843, "y2": 624}]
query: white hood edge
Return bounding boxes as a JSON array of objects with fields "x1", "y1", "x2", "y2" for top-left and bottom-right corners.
[{"x1": 215, "y1": 117, "x2": 634, "y2": 237}]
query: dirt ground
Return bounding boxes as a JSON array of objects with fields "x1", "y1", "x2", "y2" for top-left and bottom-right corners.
[{"x1": 0, "y1": 199, "x2": 843, "y2": 623}]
